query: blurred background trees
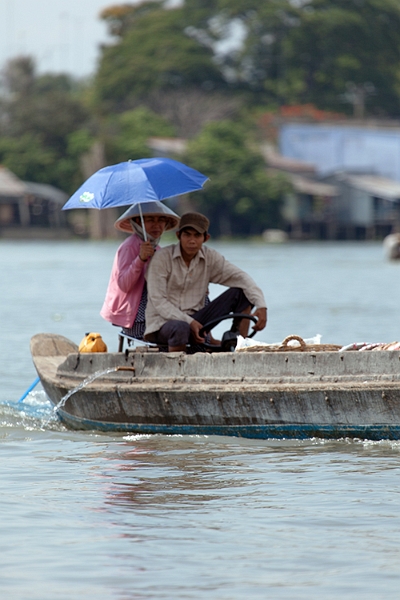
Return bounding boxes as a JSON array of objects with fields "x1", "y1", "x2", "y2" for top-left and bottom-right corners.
[
  {"x1": 183, "y1": 120, "x2": 289, "y2": 237},
  {"x1": 0, "y1": 57, "x2": 94, "y2": 193},
  {"x1": 1, "y1": 0, "x2": 400, "y2": 235}
]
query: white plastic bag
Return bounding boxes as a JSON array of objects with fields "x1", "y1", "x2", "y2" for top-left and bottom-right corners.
[{"x1": 235, "y1": 334, "x2": 322, "y2": 351}]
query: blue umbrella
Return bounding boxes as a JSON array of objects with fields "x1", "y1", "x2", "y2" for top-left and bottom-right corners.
[{"x1": 62, "y1": 157, "x2": 208, "y2": 211}]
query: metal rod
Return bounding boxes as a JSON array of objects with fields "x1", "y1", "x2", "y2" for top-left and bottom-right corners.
[{"x1": 138, "y1": 203, "x2": 147, "y2": 241}]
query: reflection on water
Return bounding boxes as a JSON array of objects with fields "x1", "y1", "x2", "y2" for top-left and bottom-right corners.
[
  {"x1": 71, "y1": 435, "x2": 400, "y2": 599},
  {"x1": 104, "y1": 435, "x2": 400, "y2": 511},
  {"x1": 2, "y1": 388, "x2": 400, "y2": 598}
]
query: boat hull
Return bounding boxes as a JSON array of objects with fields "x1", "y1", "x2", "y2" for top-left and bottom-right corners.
[
  {"x1": 55, "y1": 409, "x2": 400, "y2": 440},
  {"x1": 30, "y1": 333, "x2": 400, "y2": 439}
]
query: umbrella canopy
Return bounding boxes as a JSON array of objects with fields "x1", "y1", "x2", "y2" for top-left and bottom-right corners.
[{"x1": 62, "y1": 157, "x2": 208, "y2": 210}]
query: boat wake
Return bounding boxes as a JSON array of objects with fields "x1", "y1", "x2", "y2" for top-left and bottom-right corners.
[
  {"x1": 1, "y1": 368, "x2": 119, "y2": 433},
  {"x1": 0, "y1": 389, "x2": 63, "y2": 431}
]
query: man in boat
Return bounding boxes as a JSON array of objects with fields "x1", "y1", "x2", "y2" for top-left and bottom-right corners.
[{"x1": 144, "y1": 212, "x2": 267, "y2": 352}]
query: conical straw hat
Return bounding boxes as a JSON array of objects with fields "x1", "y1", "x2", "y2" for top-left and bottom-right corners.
[{"x1": 114, "y1": 201, "x2": 180, "y2": 233}]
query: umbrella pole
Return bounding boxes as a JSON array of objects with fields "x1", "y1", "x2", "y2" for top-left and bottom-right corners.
[{"x1": 138, "y1": 204, "x2": 147, "y2": 242}]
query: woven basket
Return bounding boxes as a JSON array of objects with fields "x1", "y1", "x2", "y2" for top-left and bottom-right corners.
[{"x1": 238, "y1": 334, "x2": 342, "y2": 353}]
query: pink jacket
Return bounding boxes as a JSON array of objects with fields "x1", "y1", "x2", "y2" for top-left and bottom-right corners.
[{"x1": 100, "y1": 234, "x2": 157, "y2": 328}]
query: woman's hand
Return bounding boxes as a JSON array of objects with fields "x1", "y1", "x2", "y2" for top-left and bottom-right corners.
[{"x1": 139, "y1": 241, "x2": 155, "y2": 262}]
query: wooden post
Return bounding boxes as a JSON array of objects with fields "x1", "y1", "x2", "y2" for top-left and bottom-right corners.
[
  {"x1": 80, "y1": 142, "x2": 119, "y2": 240},
  {"x1": 18, "y1": 195, "x2": 30, "y2": 227}
]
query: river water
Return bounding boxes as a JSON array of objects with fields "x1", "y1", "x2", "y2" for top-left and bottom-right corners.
[{"x1": 1, "y1": 239, "x2": 400, "y2": 599}]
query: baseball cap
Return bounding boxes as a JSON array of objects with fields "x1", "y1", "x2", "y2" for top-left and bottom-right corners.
[{"x1": 178, "y1": 212, "x2": 209, "y2": 234}]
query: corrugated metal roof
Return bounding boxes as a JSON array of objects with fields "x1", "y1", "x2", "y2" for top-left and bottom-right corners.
[
  {"x1": 343, "y1": 174, "x2": 400, "y2": 201},
  {"x1": 261, "y1": 144, "x2": 316, "y2": 174},
  {"x1": 0, "y1": 165, "x2": 27, "y2": 197},
  {"x1": 24, "y1": 182, "x2": 68, "y2": 204},
  {"x1": 0, "y1": 166, "x2": 68, "y2": 204},
  {"x1": 290, "y1": 175, "x2": 339, "y2": 197}
]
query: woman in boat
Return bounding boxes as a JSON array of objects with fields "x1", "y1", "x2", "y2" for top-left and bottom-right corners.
[{"x1": 100, "y1": 201, "x2": 180, "y2": 340}]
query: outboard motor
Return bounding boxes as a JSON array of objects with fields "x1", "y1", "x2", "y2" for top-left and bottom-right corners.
[
  {"x1": 220, "y1": 330, "x2": 240, "y2": 352},
  {"x1": 199, "y1": 313, "x2": 259, "y2": 353}
]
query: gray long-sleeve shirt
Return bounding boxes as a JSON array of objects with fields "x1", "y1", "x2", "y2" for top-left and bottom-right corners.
[{"x1": 144, "y1": 243, "x2": 266, "y2": 336}]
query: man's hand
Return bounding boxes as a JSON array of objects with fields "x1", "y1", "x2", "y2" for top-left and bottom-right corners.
[
  {"x1": 190, "y1": 319, "x2": 205, "y2": 343},
  {"x1": 252, "y1": 307, "x2": 267, "y2": 332},
  {"x1": 139, "y1": 241, "x2": 155, "y2": 262}
]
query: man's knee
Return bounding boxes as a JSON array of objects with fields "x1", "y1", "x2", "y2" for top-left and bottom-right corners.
[
  {"x1": 223, "y1": 287, "x2": 252, "y2": 313},
  {"x1": 157, "y1": 320, "x2": 191, "y2": 348},
  {"x1": 231, "y1": 287, "x2": 251, "y2": 306}
]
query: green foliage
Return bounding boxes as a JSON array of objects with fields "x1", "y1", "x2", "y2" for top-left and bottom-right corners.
[
  {"x1": 66, "y1": 130, "x2": 95, "y2": 158},
  {"x1": 199, "y1": 0, "x2": 400, "y2": 115},
  {"x1": 0, "y1": 134, "x2": 55, "y2": 183},
  {"x1": 100, "y1": 1, "x2": 167, "y2": 38},
  {"x1": 92, "y1": 0, "x2": 400, "y2": 118},
  {"x1": 283, "y1": 0, "x2": 400, "y2": 113},
  {"x1": 0, "y1": 129, "x2": 96, "y2": 194},
  {"x1": 105, "y1": 106, "x2": 176, "y2": 163},
  {"x1": 158, "y1": 0, "x2": 400, "y2": 116},
  {"x1": 0, "y1": 57, "x2": 94, "y2": 193},
  {"x1": 94, "y1": 4, "x2": 225, "y2": 111},
  {"x1": 183, "y1": 120, "x2": 290, "y2": 237}
]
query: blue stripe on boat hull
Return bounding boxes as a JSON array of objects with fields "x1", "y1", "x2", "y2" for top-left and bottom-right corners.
[{"x1": 57, "y1": 409, "x2": 400, "y2": 440}]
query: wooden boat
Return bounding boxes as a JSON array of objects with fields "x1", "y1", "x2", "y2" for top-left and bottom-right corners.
[{"x1": 30, "y1": 333, "x2": 400, "y2": 440}]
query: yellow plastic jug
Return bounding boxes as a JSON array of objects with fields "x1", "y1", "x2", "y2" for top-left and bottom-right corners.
[{"x1": 78, "y1": 332, "x2": 107, "y2": 353}]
